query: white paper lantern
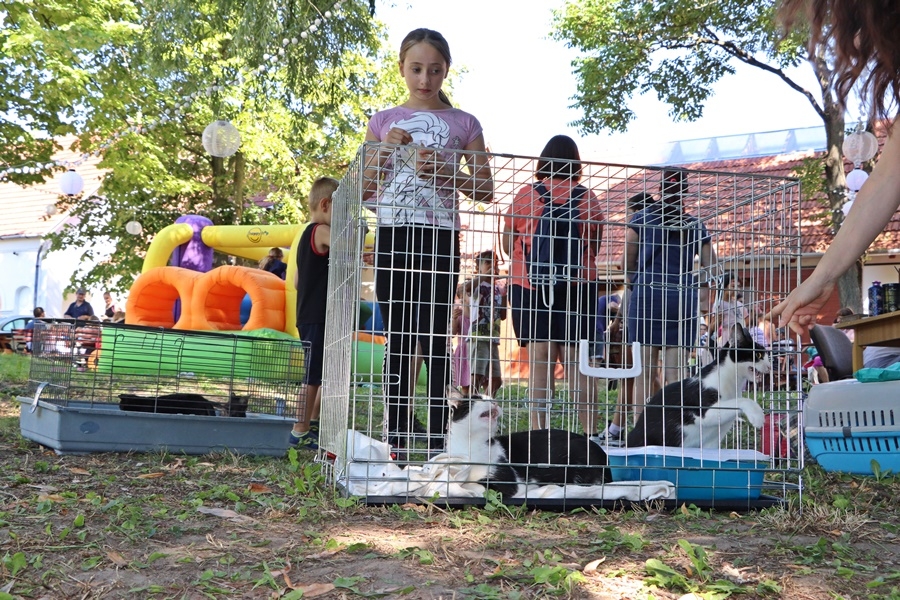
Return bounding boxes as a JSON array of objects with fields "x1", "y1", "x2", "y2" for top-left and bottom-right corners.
[
  {"x1": 60, "y1": 169, "x2": 84, "y2": 196},
  {"x1": 45, "y1": 204, "x2": 58, "y2": 216},
  {"x1": 841, "y1": 199, "x2": 855, "y2": 216},
  {"x1": 846, "y1": 168, "x2": 869, "y2": 191},
  {"x1": 202, "y1": 120, "x2": 241, "y2": 158},
  {"x1": 125, "y1": 220, "x2": 143, "y2": 235},
  {"x1": 842, "y1": 130, "x2": 878, "y2": 165}
]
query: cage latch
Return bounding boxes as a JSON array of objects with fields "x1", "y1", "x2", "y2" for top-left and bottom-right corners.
[{"x1": 578, "y1": 339, "x2": 643, "y2": 378}]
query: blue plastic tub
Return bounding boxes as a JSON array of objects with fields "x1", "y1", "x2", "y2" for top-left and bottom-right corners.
[{"x1": 605, "y1": 446, "x2": 770, "y2": 502}]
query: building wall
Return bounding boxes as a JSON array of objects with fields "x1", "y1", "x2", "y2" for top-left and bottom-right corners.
[{"x1": 0, "y1": 236, "x2": 106, "y2": 318}]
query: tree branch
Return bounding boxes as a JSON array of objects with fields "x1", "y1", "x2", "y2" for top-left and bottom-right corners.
[{"x1": 697, "y1": 27, "x2": 826, "y2": 122}]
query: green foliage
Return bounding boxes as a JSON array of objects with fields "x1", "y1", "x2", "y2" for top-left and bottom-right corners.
[
  {"x1": 792, "y1": 156, "x2": 829, "y2": 205},
  {"x1": 1, "y1": 0, "x2": 404, "y2": 291},
  {"x1": 552, "y1": 0, "x2": 810, "y2": 134}
]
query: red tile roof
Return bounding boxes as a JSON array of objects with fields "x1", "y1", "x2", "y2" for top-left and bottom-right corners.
[
  {"x1": 677, "y1": 124, "x2": 899, "y2": 256},
  {"x1": 0, "y1": 137, "x2": 104, "y2": 240}
]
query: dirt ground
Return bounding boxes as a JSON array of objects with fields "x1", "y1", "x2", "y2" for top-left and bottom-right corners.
[{"x1": 2, "y1": 379, "x2": 900, "y2": 599}]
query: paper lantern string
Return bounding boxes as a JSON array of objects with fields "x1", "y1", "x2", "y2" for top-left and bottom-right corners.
[{"x1": 0, "y1": 1, "x2": 344, "y2": 182}]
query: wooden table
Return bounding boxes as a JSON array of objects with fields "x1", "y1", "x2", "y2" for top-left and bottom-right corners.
[{"x1": 834, "y1": 311, "x2": 900, "y2": 371}]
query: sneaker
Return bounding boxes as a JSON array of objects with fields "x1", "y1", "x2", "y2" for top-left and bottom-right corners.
[
  {"x1": 590, "y1": 430, "x2": 624, "y2": 448},
  {"x1": 289, "y1": 429, "x2": 319, "y2": 450}
]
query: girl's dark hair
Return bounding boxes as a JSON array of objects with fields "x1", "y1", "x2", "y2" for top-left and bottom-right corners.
[
  {"x1": 399, "y1": 28, "x2": 453, "y2": 108},
  {"x1": 535, "y1": 135, "x2": 582, "y2": 181},
  {"x1": 779, "y1": 0, "x2": 900, "y2": 126}
]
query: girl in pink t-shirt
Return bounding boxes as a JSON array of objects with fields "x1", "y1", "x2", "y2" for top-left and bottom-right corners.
[{"x1": 362, "y1": 29, "x2": 493, "y2": 452}]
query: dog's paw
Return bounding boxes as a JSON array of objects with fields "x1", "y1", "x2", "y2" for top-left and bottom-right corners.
[{"x1": 741, "y1": 401, "x2": 765, "y2": 429}]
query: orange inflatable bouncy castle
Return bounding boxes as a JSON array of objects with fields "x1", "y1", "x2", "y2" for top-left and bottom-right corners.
[
  {"x1": 125, "y1": 267, "x2": 203, "y2": 329},
  {"x1": 126, "y1": 219, "x2": 305, "y2": 335},
  {"x1": 126, "y1": 266, "x2": 286, "y2": 332},
  {"x1": 190, "y1": 266, "x2": 286, "y2": 332}
]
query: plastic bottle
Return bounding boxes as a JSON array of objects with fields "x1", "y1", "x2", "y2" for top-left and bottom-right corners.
[
  {"x1": 869, "y1": 281, "x2": 885, "y2": 316},
  {"x1": 884, "y1": 283, "x2": 900, "y2": 313}
]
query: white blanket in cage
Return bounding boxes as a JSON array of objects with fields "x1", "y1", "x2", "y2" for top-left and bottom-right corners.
[{"x1": 336, "y1": 431, "x2": 675, "y2": 501}]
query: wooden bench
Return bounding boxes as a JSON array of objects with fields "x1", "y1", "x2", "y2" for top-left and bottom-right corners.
[{"x1": 12, "y1": 328, "x2": 33, "y2": 354}]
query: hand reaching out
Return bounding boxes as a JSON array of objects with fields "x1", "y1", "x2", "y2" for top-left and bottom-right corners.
[{"x1": 768, "y1": 279, "x2": 836, "y2": 336}]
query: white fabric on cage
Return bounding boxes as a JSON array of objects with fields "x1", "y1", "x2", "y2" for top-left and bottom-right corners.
[{"x1": 336, "y1": 430, "x2": 675, "y2": 501}]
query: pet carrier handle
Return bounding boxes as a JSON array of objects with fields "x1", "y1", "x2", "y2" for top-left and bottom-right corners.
[
  {"x1": 578, "y1": 340, "x2": 643, "y2": 379},
  {"x1": 30, "y1": 382, "x2": 51, "y2": 413}
]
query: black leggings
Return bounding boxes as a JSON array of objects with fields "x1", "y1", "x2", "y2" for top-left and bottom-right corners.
[{"x1": 375, "y1": 226, "x2": 459, "y2": 436}]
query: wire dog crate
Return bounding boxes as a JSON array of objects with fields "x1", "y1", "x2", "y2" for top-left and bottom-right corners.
[
  {"x1": 18, "y1": 320, "x2": 307, "y2": 456},
  {"x1": 319, "y1": 143, "x2": 803, "y2": 509}
]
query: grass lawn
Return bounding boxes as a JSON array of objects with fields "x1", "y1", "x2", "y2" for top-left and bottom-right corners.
[{"x1": 1, "y1": 353, "x2": 900, "y2": 599}]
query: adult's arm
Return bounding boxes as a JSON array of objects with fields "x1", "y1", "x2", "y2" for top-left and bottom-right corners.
[
  {"x1": 771, "y1": 124, "x2": 900, "y2": 334},
  {"x1": 584, "y1": 191, "x2": 604, "y2": 254},
  {"x1": 698, "y1": 240, "x2": 716, "y2": 316},
  {"x1": 623, "y1": 227, "x2": 639, "y2": 284},
  {"x1": 502, "y1": 220, "x2": 516, "y2": 262}
]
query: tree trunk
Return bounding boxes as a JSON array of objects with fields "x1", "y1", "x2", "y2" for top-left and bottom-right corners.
[
  {"x1": 233, "y1": 152, "x2": 245, "y2": 225},
  {"x1": 815, "y1": 52, "x2": 863, "y2": 313}
]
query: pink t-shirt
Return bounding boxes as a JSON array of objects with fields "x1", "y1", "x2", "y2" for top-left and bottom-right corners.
[
  {"x1": 366, "y1": 106, "x2": 484, "y2": 229},
  {"x1": 504, "y1": 179, "x2": 604, "y2": 289}
]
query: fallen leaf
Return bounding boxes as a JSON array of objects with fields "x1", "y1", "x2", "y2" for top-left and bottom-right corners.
[
  {"x1": 306, "y1": 548, "x2": 341, "y2": 559},
  {"x1": 729, "y1": 511, "x2": 741, "y2": 519},
  {"x1": 583, "y1": 558, "x2": 605, "y2": 574},
  {"x1": 248, "y1": 483, "x2": 272, "y2": 494},
  {"x1": 196, "y1": 506, "x2": 254, "y2": 523},
  {"x1": 721, "y1": 564, "x2": 746, "y2": 583},
  {"x1": 294, "y1": 583, "x2": 334, "y2": 597},
  {"x1": 27, "y1": 484, "x2": 58, "y2": 492},
  {"x1": 69, "y1": 467, "x2": 91, "y2": 475},
  {"x1": 137, "y1": 472, "x2": 165, "y2": 479},
  {"x1": 680, "y1": 503, "x2": 690, "y2": 516},
  {"x1": 107, "y1": 551, "x2": 128, "y2": 567},
  {"x1": 270, "y1": 560, "x2": 291, "y2": 580},
  {"x1": 37, "y1": 494, "x2": 65, "y2": 503}
]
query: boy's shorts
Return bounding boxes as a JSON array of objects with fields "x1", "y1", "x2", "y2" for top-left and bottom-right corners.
[
  {"x1": 471, "y1": 339, "x2": 501, "y2": 378},
  {"x1": 298, "y1": 323, "x2": 326, "y2": 386}
]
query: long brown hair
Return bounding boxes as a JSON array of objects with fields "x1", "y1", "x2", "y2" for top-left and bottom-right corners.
[
  {"x1": 779, "y1": 0, "x2": 900, "y2": 124},
  {"x1": 399, "y1": 28, "x2": 453, "y2": 108}
]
